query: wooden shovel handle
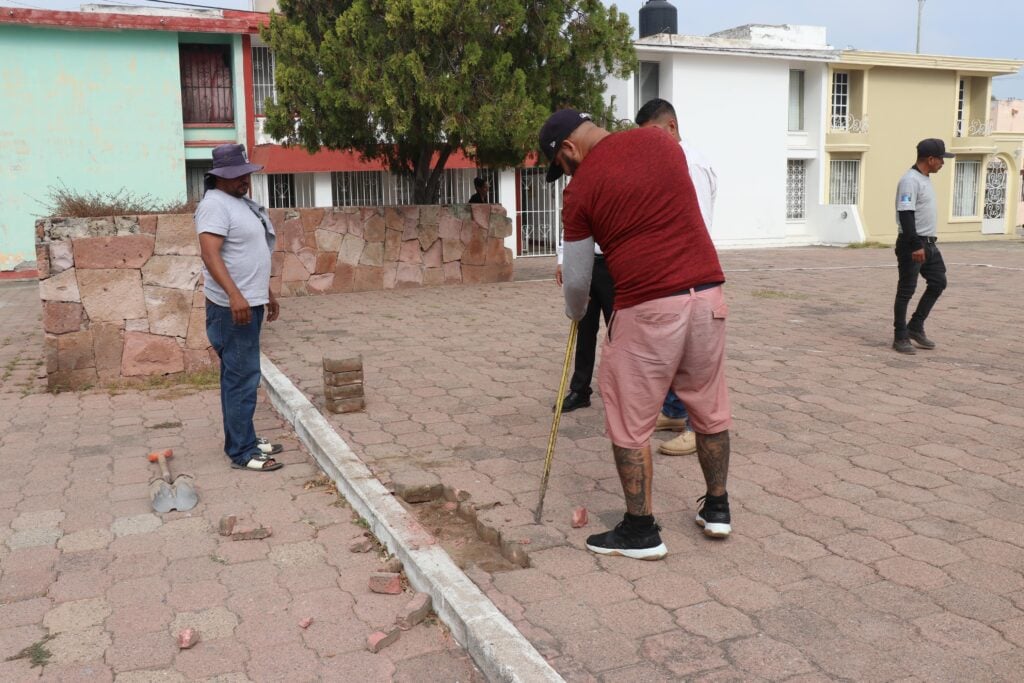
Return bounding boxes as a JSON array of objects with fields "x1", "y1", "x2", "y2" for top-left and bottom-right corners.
[{"x1": 147, "y1": 449, "x2": 173, "y2": 483}]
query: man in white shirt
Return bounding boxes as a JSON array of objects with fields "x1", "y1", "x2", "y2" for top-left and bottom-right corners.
[{"x1": 636, "y1": 98, "x2": 718, "y2": 457}]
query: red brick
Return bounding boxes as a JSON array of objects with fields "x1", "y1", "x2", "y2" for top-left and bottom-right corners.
[
  {"x1": 366, "y1": 626, "x2": 401, "y2": 653},
  {"x1": 368, "y1": 572, "x2": 402, "y2": 595},
  {"x1": 396, "y1": 592, "x2": 431, "y2": 630}
]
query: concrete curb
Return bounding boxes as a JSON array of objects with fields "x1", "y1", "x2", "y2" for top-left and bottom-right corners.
[{"x1": 260, "y1": 354, "x2": 563, "y2": 683}]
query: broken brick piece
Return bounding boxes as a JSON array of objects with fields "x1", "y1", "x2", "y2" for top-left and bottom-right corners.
[
  {"x1": 177, "y1": 628, "x2": 199, "y2": 649},
  {"x1": 349, "y1": 537, "x2": 374, "y2": 553},
  {"x1": 572, "y1": 507, "x2": 589, "y2": 528},
  {"x1": 382, "y1": 557, "x2": 403, "y2": 574},
  {"x1": 366, "y1": 627, "x2": 401, "y2": 653},
  {"x1": 368, "y1": 572, "x2": 402, "y2": 595},
  {"x1": 298, "y1": 617, "x2": 313, "y2": 629},
  {"x1": 230, "y1": 526, "x2": 272, "y2": 541},
  {"x1": 442, "y1": 501, "x2": 458, "y2": 512},
  {"x1": 396, "y1": 592, "x2": 432, "y2": 630},
  {"x1": 218, "y1": 515, "x2": 237, "y2": 536}
]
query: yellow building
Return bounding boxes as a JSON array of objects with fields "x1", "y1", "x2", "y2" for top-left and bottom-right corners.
[{"x1": 825, "y1": 51, "x2": 1024, "y2": 242}]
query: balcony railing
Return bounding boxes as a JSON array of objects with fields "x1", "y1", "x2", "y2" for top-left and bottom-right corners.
[
  {"x1": 829, "y1": 114, "x2": 869, "y2": 134},
  {"x1": 955, "y1": 119, "x2": 993, "y2": 138}
]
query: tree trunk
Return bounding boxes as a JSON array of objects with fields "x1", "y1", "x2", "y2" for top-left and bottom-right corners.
[{"x1": 412, "y1": 144, "x2": 453, "y2": 204}]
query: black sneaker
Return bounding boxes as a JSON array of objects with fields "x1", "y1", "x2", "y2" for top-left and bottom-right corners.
[
  {"x1": 585, "y1": 513, "x2": 667, "y2": 560},
  {"x1": 907, "y1": 328, "x2": 936, "y2": 350},
  {"x1": 553, "y1": 390, "x2": 591, "y2": 413},
  {"x1": 695, "y1": 493, "x2": 731, "y2": 538},
  {"x1": 892, "y1": 338, "x2": 916, "y2": 355}
]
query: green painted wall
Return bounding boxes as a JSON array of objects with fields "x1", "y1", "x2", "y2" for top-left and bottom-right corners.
[{"x1": 0, "y1": 27, "x2": 188, "y2": 270}]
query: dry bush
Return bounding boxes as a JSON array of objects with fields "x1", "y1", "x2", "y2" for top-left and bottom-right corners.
[{"x1": 40, "y1": 183, "x2": 196, "y2": 218}]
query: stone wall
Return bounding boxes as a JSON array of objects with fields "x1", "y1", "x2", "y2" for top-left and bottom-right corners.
[{"x1": 35, "y1": 205, "x2": 514, "y2": 389}]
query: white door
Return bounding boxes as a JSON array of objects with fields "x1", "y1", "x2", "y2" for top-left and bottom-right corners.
[{"x1": 982, "y1": 158, "x2": 1008, "y2": 235}]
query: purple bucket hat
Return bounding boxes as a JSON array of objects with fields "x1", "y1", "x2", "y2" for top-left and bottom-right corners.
[{"x1": 207, "y1": 144, "x2": 263, "y2": 179}]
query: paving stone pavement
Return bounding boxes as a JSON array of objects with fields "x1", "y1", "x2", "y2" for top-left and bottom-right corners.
[
  {"x1": 260, "y1": 242, "x2": 1024, "y2": 682},
  {"x1": 0, "y1": 281, "x2": 481, "y2": 681}
]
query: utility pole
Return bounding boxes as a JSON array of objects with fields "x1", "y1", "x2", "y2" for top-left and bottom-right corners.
[{"x1": 916, "y1": 0, "x2": 926, "y2": 53}]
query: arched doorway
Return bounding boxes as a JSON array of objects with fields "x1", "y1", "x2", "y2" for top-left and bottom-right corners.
[{"x1": 982, "y1": 157, "x2": 1008, "y2": 234}]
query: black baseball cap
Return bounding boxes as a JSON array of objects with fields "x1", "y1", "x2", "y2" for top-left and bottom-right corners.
[
  {"x1": 538, "y1": 109, "x2": 593, "y2": 182},
  {"x1": 916, "y1": 138, "x2": 955, "y2": 159}
]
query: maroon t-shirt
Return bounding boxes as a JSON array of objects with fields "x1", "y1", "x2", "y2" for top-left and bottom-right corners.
[{"x1": 562, "y1": 126, "x2": 724, "y2": 311}]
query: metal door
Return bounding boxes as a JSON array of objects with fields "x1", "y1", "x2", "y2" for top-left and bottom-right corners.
[{"x1": 983, "y1": 158, "x2": 1007, "y2": 234}]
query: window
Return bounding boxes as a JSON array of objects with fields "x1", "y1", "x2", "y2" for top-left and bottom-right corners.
[
  {"x1": 955, "y1": 79, "x2": 966, "y2": 137},
  {"x1": 786, "y1": 160, "x2": 806, "y2": 219},
  {"x1": 179, "y1": 44, "x2": 233, "y2": 124},
  {"x1": 439, "y1": 168, "x2": 500, "y2": 204},
  {"x1": 333, "y1": 171, "x2": 385, "y2": 206},
  {"x1": 952, "y1": 160, "x2": 981, "y2": 217},
  {"x1": 829, "y1": 159, "x2": 859, "y2": 204},
  {"x1": 788, "y1": 70, "x2": 805, "y2": 132},
  {"x1": 635, "y1": 62, "x2": 660, "y2": 112},
  {"x1": 267, "y1": 173, "x2": 314, "y2": 208},
  {"x1": 252, "y1": 46, "x2": 277, "y2": 116},
  {"x1": 185, "y1": 162, "x2": 212, "y2": 203},
  {"x1": 830, "y1": 71, "x2": 849, "y2": 130}
]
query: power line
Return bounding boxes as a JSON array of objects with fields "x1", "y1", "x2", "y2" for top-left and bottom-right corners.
[{"x1": 143, "y1": 0, "x2": 265, "y2": 13}]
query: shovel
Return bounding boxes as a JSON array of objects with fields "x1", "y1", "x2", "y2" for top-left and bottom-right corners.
[{"x1": 147, "y1": 449, "x2": 198, "y2": 512}]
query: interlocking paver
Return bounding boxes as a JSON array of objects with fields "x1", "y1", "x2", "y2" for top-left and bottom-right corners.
[
  {"x1": 6, "y1": 243, "x2": 1024, "y2": 679},
  {"x1": 0, "y1": 281, "x2": 480, "y2": 680}
]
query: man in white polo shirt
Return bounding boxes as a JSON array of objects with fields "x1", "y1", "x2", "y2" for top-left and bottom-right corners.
[
  {"x1": 637, "y1": 98, "x2": 718, "y2": 457},
  {"x1": 892, "y1": 138, "x2": 952, "y2": 355},
  {"x1": 195, "y1": 144, "x2": 283, "y2": 472}
]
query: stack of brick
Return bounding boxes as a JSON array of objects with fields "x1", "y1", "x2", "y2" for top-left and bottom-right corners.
[{"x1": 323, "y1": 356, "x2": 364, "y2": 413}]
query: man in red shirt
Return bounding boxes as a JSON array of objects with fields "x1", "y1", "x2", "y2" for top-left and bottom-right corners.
[{"x1": 539, "y1": 109, "x2": 733, "y2": 559}]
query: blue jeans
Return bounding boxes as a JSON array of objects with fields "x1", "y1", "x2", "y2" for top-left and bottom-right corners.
[
  {"x1": 662, "y1": 390, "x2": 689, "y2": 424},
  {"x1": 206, "y1": 301, "x2": 264, "y2": 465}
]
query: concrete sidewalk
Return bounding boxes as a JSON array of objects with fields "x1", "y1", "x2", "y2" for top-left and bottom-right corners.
[
  {"x1": 261, "y1": 242, "x2": 1024, "y2": 681},
  {"x1": 0, "y1": 281, "x2": 481, "y2": 681}
]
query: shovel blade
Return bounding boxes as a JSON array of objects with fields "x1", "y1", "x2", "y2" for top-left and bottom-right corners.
[
  {"x1": 149, "y1": 479, "x2": 177, "y2": 513},
  {"x1": 171, "y1": 474, "x2": 199, "y2": 512}
]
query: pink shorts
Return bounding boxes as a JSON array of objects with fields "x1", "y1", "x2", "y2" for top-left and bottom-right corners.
[{"x1": 597, "y1": 286, "x2": 732, "y2": 448}]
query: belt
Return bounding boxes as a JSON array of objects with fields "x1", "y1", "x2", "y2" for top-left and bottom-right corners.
[
  {"x1": 668, "y1": 282, "x2": 721, "y2": 297},
  {"x1": 900, "y1": 234, "x2": 936, "y2": 243}
]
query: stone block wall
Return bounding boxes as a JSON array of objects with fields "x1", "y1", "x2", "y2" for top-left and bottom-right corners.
[{"x1": 36, "y1": 205, "x2": 514, "y2": 389}]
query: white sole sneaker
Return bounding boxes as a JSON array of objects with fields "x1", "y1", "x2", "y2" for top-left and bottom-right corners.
[
  {"x1": 695, "y1": 515, "x2": 731, "y2": 538},
  {"x1": 585, "y1": 542, "x2": 668, "y2": 560}
]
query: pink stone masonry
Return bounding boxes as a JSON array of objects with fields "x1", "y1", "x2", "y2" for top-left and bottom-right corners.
[{"x1": 35, "y1": 205, "x2": 513, "y2": 389}]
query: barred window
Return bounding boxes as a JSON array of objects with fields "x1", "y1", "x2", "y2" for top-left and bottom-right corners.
[
  {"x1": 955, "y1": 79, "x2": 966, "y2": 138},
  {"x1": 829, "y1": 159, "x2": 860, "y2": 205},
  {"x1": 180, "y1": 44, "x2": 233, "y2": 124},
  {"x1": 786, "y1": 160, "x2": 806, "y2": 220},
  {"x1": 267, "y1": 173, "x2": 314, "y2": 209},
  {"x1": 252, "y1": 46, "x2": 277, "y2": 116},
  {"x1": 332, "y1": 171, "x2": 385, "y2": 206},
  {"x1": 185, "y1": 162, "x2": 212, "y2": 203},
  {"x1": 952, "y1": 160, "x2": 981, "y2": 217}
]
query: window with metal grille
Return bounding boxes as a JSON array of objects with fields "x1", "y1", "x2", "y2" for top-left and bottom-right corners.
[
  {"x1": 952, "y1": 160, "x2": 981, "y2": 217},
  {"x1": 829, "y1": 159, "x2": 859, "y2": 204},
  {"x1": 267, "y1": 173, "x2": 314, "y2": 208},
  {"x1": 635, "y1": 62, "x2": 660, "y2": 114},
  {"x1": 332, "y1": 171, "x2": 385, "y2": 206},
  {"x1": 252, "y1": 46, "x2": 277, "y2": 116},
  {"x1": 786, "y1": 160, "x2": 807, "y2": 220},
  {"x1": 955, "y1": 79, "x2": 966, "y2": 137},
  {"x1": 518, "y1": 167, "x2": 567, "y2": 257},
  {"x1": 185, "y1": 162, "x2": 212, "y2": 203},
  {"x1": 830, "y1": 71, "x2": 849, "y2": 130},
  {"x1": 439, "y1": 168, "x2": 501, "y2": 204},
  {"x1": 179, "y1": 44, "x2": 234, "y2": 124},
  {"x1": 788, "y1": 70, "x2": 805, "y2": 132}
]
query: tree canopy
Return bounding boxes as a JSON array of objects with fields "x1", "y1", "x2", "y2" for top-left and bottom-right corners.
[{"x1": 262, "y1": 0, "x2": 636, "y2": 203}]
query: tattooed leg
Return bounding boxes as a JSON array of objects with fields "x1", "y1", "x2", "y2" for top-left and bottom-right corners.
[
  {"x1": 612, "y1": 443, "x2": 653, "y2": 516},
  {"x1": 696, "y1": 430, "x2": 730, "y2": 496}
]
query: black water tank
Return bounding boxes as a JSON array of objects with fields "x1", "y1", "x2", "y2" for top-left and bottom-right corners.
[{"x1": 639, "y1": 0, "x2": 678, "y2": 38}]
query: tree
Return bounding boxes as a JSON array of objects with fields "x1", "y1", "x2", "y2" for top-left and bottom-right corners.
[{"x1": 262, "y1": 0, "x2": 636, "y2": 204}]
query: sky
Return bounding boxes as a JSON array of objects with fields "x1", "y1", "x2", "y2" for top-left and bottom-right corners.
[{"x1": 11, "y1": 0, "x2": 1024, "y2": 97}]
